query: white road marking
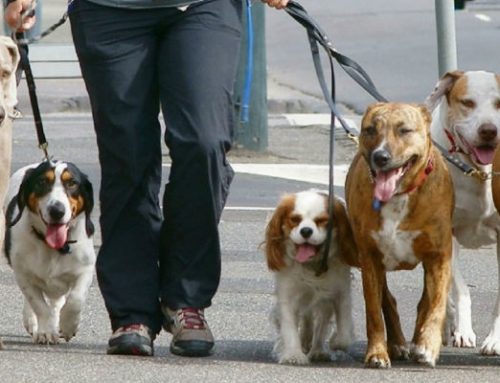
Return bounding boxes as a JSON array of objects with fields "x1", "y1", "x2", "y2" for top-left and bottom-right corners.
[{"x1": 475, "y1": 13, "x2": 492, "y2": 22}]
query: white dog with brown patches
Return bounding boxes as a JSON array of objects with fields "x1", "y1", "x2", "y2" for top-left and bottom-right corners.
[
  {"x1": 264, "y1": 190, "x2": 357, "y2": 365},
  {"x1": 0, "y1": 35, "x2": 20, "y2": 349},
  {"x1": 426, "y1": 70, "x2": 500, "y2": 354},
  {"x1": 4, "y1": 160, "x2": 96, "y2": 345}
]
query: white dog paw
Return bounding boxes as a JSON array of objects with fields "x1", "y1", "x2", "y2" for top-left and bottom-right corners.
[
  {"x1": 278, "y1": 351, "x2": 310, "y2": 365},
  {"x1": 59, "y1": 319, "x2": 79, "y2": 342},
  {"x1": 33, "y1": 331, "x2": 59, "y2": 345},
  {"x1": 410, "y1": 344, "x2": 436, "y2": 367},
  {"x1": 451, "y1": 330, "x2": 476, "y2": 348},
  {"x1": 480, "y1": 334, "x2": 500, "y2": 355}
]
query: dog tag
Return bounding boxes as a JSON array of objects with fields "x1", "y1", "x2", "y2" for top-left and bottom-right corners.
[{"x1": 372, "y1": 198, "x2": 382, "y2": 211}]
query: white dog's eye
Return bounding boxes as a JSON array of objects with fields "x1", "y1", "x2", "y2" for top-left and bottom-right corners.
[{"x1": 459, "y1": 99, "x2": 476, "y2": 109}]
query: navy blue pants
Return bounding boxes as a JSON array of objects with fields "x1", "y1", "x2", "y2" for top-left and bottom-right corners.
[{"x1": 69, "y1": 0, "x2": 242, "y2": 334}]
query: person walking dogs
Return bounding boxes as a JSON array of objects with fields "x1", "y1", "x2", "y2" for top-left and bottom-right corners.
[{"x1": 5, "y1": 0, "x2": 289, "y2": 358}]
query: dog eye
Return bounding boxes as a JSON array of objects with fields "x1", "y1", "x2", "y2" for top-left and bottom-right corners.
[
  {"x1": 315, "y1": 217, "x2": 329, "y2": 226},
  {"x1": 495, "y1": 99, "x2": 500, "y2": 110},
  {"x1": 34, "y1": 178, "x2": 48, "y2": 191},
  {"x1": 289, "y1": 214, "x2": 301, "y2": 225},
  {"x1": 399, "y1": 127, "x2": 413, "y2": 135},
  {"x1": 363, "y1": 126, "x2": 376, "y2": 136},
  {"x1": 459, "y1": 99, "x2": 476, "y2": 109},
  {"x1": 65, "y1": 179, "x2": 79, "y2": 189}
]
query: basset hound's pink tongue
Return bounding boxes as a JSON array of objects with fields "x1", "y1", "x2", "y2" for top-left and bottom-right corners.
[
  {"x1": 373, "y1": 167, "x2": 403, "y2": 202},
  {"x1": 472, "y1": 146, "x2": 495, "y2": 165},
  {"x1": 296, "y1": 244, "x2": 316, "y2": 263},
  {"x1": 45, "y1": 224, "x2": 68, "y2": 249}
]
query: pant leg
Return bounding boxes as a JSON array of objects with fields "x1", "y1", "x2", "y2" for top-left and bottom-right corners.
[
  {"x1": 69, "y1": 1, "x2": 172, "y2": 333},
  {"x1": 158, "y1": 0, "x2": 242, "y2": 309}
]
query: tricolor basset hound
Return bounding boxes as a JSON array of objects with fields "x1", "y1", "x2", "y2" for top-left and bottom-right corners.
[{"x1": 4, "y1": 160, "x2": 96, "y2": 345}]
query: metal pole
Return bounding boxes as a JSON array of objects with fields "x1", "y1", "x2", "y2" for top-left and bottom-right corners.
[
  {"x1": 435, "y1": 0, "x2": 458, "y2": 76},
  {"x1": 234, "y1": 3, "x2": 268, "y2": 152}
]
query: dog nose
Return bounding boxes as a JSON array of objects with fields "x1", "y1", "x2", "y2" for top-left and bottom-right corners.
[
  {"x1": 48, "y1": 201, "x2": 66, "y2": 221},
  {"x1": 0, "y1": 106, "x2": 5, "y2": 124},
  {"x1": 479, "y1": 123, "x2": 497, "y2": 141},
  {"x1": 372, "y1": 150, "x2": 392, "y2": 168},
  {"x1": 300, "y1": 227, "x2": 313, "y2": 239}
]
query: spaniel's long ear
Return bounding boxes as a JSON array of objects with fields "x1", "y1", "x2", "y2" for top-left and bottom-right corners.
[{"x1": 265, "y1": 194, "x2": 294, "y2": 271}]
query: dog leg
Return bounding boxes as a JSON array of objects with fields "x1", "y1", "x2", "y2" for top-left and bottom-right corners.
[
  {"x1": 59, "y1": 271, "x2": 93, "y2": 342},
  {"x1": 382, "y1": 278, "x2": 409, "y2": 360},
  {"x1": 16, "y1": 275, "x2": 59, "y2": 344},
  {"x1": 481, "y1": 234, "x2": 500, "y2": 355},
  {"x1": 22, "y1": 299, "x2": 38, "y2": 336},
  {"x1": 411, "y1": 253, "x2": 451, "y2": 367},
  {"x1": 276, "y1": 291, "x2": 309, "y2": 365},
  {"x1": 330, "y1": 286, "x2": 354, "y2": 352},
  {"x1": 448, "y1": 239, "x2": 476, "y2": 348},
  {"x1": 307, "y1": 304, "x2": 334, "y2": 362},
  {"x1": 361, "y1": 256, "x2": 391, "y2": 369},
  {"x1": 299, "y1": 311, "x2": 313, "y2": 353}
]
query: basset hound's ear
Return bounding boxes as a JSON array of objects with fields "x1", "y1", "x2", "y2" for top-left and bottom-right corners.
[{"x1": 265, "y1": 194, "x2": 295, "y2": 271}]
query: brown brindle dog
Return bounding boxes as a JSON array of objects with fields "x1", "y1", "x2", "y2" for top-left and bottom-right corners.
[{"x1": 345, "y1": 102, "x2": 454, "y2": 368}]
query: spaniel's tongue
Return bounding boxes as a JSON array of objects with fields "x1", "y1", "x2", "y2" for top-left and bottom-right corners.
[
  {"x1": 472, "y1": 146, "x2": 495, "y2": 165},
  {"x1": 296, "y1": 244, "x2": 316, "y2": 263},
  {"x1": 373, "y1": 168, "x2": 402, "y2": 202},
  {"x1": 45, "y1": 224, "x2": 68, "y2": 249}
]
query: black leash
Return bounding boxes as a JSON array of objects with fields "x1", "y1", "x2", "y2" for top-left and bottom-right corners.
[
  {"x1": 16, "y1": 33, "x2": 49, "y2": 160},
  {"x1": 285, "y1": 1, "x2": 387, "y2": 275}
]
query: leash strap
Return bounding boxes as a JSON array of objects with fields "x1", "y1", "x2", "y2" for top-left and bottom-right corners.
[
  {"x1": 16, "y1": 34, "x2": 49, "y2": 160},
  {"x1": 285, "y1": 1, "x2": 389, "y2": 275}
]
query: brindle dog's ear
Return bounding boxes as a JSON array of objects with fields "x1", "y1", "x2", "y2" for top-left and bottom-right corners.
[
  {"x1": 8, "y1": 168, "x2": 35, "y2": 227},
  {"x1": 81, "y1": 175, "x2": 95, "y2": 237},
  {"x1": 425, "y1": 70, "x2": 464, "y2": 112}
]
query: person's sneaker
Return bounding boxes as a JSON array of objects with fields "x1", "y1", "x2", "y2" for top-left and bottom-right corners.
[
  {"x1": 107, "y1": 324, "x2": 154, "y2": 356},
  {"x1": 162, "y1": 306, "x2": 214, "y2": 357}
]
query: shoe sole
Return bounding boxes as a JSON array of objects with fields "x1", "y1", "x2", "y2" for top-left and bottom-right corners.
[
  {"x1": 170, "y1": 340, "x2": 214, "y2": 357},
  {"x1": 108, "y1": 342, "x2": 153, "y2": 356}
]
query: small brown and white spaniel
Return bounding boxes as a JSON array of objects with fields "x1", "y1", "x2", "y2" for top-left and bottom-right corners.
[{"x1": 264, "y1": 189, "x2": 357, "y2": 365}]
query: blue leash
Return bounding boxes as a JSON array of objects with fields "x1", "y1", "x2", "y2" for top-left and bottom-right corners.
[{"x1": 240, "y1": 0, "x2": 254, "y2": 124}]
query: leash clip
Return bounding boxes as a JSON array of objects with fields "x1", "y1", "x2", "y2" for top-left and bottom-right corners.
[
  {"x1": 466, "y1": 169, "x2": 489, "y2": 182},
  {"x1": 38, "y1": 142, "x2": 50, "y2": 160},
  {"x1": 347, "y1": 133, "x2": 359, "y2": 146}
]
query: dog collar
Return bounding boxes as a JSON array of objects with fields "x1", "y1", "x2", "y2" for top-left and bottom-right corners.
[
  {"x1": 399, "y1": 155, "x2": 434, "y2": 195},
  {"x1": 31, "y1": 226, "x2": 76, "y2": 255},
  {"x1": 445, "y1": 129, "x2": 460, "y2": 154}
]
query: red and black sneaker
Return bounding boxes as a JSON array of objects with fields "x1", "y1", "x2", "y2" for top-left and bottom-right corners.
[
  {"x1": 107, "y1": 324, "x2": 154, "y2": 356},
  {"x1": 162, "y1": 307, "x2": 214, "y2": 357}
]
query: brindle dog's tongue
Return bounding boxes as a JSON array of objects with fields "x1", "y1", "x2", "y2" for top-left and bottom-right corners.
[
  {"x1": 45, "y1": 224, "x2": 68, "y2": 249},
  {"x1": 374, "y1": 168, "x2": 402, "y2": 202}
]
